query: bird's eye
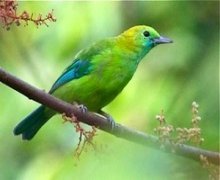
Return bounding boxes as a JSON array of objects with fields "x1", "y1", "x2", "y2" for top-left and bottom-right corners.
[{"x1": 143, "y1": 31, "x2": 150, "y2": 37}]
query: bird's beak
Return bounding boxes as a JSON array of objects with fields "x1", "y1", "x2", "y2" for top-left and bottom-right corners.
[{"x1": 153, "y1": 36, "x2": 173, "y2": 45}]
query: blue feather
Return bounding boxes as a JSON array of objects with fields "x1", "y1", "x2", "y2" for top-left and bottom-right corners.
[{"x1": 50, "y1": 59, "x2": 92, "y2": 93}]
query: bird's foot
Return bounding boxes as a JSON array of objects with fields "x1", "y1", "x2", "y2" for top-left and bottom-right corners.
[
  {"x1": 98, "y1": 110, "x2": 116, "y2": 130},
  {"x1": 77, "y1": 104, "x2": 88, "y2": 113},
  {"x1": 72, "y1": 102, "x2": 88, "y2": 113}
]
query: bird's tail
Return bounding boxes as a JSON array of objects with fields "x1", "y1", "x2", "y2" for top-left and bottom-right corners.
[{"x1": 14, "y1": 106, "x2": 53, "y2": 140}]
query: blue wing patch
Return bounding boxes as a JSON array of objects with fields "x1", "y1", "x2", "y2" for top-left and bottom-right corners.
[{"x1": 49, "y1": 59, "x2": 92, "y2": 93}]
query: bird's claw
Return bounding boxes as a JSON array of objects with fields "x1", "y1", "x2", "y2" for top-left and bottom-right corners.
[
  {"x1": 106, "y1": 115, "x2": 116, "y2": 131},
  {"x1": 72, "y1": 101, "x2": 88, "y2": 113},
  {"x1": 77, "y1": 104, "x2": 88, "y2": 113},
  {"x1": 99, "y1": 110, "x2": 116, "y2": 131}
]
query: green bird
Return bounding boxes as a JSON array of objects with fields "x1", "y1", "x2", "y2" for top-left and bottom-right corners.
[{"x1": 14, "y1": 25, "x2": 172, "y2": 140}]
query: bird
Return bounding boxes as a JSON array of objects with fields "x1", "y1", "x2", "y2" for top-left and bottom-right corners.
[{"x1": 14, "y1": 25, "x2": 172, "y2": 140}]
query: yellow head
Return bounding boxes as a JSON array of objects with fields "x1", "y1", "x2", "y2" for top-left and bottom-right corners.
[{"x1": 118, "y1": 25, "x2": 172, "y2": 52}]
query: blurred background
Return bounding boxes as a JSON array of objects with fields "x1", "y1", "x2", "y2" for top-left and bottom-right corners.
[{"x1": 0, "y1": 1, "x2": 219, "y2": 180}]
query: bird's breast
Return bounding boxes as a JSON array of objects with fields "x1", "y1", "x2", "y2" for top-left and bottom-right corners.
[{"x1": 85, "y1": 55, "x2": 138, "y2": 109}]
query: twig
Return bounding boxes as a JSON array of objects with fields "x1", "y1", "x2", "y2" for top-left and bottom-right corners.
[
  {"x1": 0, "y1": 67, "x2": 219, "y2": 165},
  {"x1": 0, "y1": 0, "x2": 56, "y2": 30}
]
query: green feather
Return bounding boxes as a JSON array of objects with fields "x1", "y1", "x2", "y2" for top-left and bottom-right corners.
[{"x1": 14, "y1": 25, "x2": 172, "y2": 140}]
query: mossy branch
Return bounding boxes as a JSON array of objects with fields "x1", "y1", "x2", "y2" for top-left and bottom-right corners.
[{"x1": 0, "y1": 67, "x2": 219, "y2": 165}]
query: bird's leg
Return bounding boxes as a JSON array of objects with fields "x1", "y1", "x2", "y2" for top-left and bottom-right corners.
[
  {"x1": 72, "y1": 101, "x2": 88, "y2": 113},
  {"x1": 98, "y1": 110, "x2": 116, "y2": 130}
]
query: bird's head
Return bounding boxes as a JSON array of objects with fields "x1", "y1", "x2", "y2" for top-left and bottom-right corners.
[{"x1": 119, "y1": 25, "x2": 172, "y2": 55}]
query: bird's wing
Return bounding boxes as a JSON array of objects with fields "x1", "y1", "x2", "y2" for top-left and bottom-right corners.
[
  {"x1": 49, "y1": 59, "x2": 92, "y2": 93},
  {"x1": 49, "y1": 39, "x2": 112, "y2": 93}
]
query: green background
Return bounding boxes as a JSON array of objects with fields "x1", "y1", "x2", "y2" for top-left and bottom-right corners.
[{"x1": 0, "y1": 1, "x2": 219, "y2": 180}]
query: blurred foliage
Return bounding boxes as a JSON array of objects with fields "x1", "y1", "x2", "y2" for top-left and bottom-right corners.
[{"x1": 0, "y1": 1, "x2": 219, "y2": 180}]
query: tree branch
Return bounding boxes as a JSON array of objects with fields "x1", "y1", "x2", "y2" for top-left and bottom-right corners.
[{"x1": 0, "y1": 67, "x2": 219, "y2": 165}]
